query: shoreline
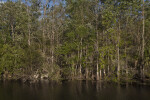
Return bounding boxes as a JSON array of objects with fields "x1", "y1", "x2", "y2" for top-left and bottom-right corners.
[{"x1": 1, "y1": 77, "x2": 150, "y2": 86}]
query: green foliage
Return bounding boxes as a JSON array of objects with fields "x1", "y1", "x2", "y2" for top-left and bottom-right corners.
[
  {"x1": 0, "y1": 0, "x2": 150, "y2": 81},
  {"x1": 76, "y1": 25, "x2": 88, "y2": 38},
  {"x1": 0, "y1": 1, "x2": 42, "y2": 78},
  {"x1": 24, "y1": 47, "x2": 43, "y2": 70},
  {"x1": 0, "y1": 44, "x2": 25, "y2": 74}
]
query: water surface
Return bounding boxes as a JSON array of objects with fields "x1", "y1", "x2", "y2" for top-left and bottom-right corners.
[{"x1": 0, "y1": 80, "x2": 150, "y2": 100}]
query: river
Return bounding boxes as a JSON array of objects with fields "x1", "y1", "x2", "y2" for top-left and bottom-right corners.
[{"x1": 0, "y1": 80, "x2": 150, "y2": 100}]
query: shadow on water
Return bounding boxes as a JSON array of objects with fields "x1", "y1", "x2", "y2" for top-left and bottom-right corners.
[{"x1": 0, "y1": 80, "x2": 150, "y2": 100}]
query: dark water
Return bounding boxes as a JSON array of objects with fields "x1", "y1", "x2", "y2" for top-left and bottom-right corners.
[{"x1": 0, "y1": 80, "x2": 150, "y2": 100}]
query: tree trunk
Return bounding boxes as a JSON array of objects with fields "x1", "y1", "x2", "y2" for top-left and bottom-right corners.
[
  {"x1": 141, "y1": 0, "x2": 145, "y2": 80},
  {"x1": 51, "y1": 0, "x2": 55, "y2": 73},
  {"x1": 96, "y1": 6, "x2": 99, "y2": 80},
  {"x1": 96, "y1": 63, "x2": 99, "y2": 80},
  {"x1": 117, "y1": 22, "x2": 120, "y2": 81},
  {"x1": 86, "y1": 68, "x2": 89, "y2": 79},
  {"x1": 79, "y1": 38, "x2": 83, "y2": 79},
  {"x1": 99, "y1": 69, "x2": 102, "y2": 80},
  {"x1": 26, "y1": 3, "x2": 31, "y2": 46},
  {"x1": 42, "y1": 0, "x2": 48, "y2": 53},
  {"x1": 11, "y1": 24, "x2": 14, "y2": 41},
  {"x1": 125, "y1": 46, "x2": 128, "y2": 80}
]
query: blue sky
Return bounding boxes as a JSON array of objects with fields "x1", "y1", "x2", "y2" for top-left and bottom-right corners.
[
  {"x1": 0, "y1": 0, "x2": 46, "y2": 5},
  {"x1": 0, "y1": 0, "x2": 55, "y2": 4},
  {"x1": 0, "y1": 0, "x2": 65, "y2": 7},
  {"x1": 0, "y1": 0, "x2": 24, "y2": 2}
]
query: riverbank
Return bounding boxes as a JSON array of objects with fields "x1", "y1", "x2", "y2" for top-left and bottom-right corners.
[
  {"x1": 1, "y1": 69, "x2": 150, "y2": 85},
  {"x1": 1, "y1": 76, "x2": 150, "y2": 86}
]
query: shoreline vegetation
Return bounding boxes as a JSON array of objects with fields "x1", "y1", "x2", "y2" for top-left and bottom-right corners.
[
  {"x1": 1, "y1": 78, "x2": 150, "y2": 87},
  {"x1": 0, "y1": 0, "x2": 150, "y2": 84}
]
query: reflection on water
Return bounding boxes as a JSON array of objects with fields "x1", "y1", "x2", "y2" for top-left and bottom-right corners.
[{"x1": 0, "y1": 80, "x2": 150, "y2": 100}]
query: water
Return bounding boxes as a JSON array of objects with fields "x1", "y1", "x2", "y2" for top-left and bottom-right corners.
[{"x1": 0, "y1": 80, "x2": 150, "y2": 100}]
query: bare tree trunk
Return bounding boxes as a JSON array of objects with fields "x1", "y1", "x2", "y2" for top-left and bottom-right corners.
[
  {"x1": 79, "y1": 38, "x2": 83, "y2": 79},
  {"x1": 72, "y1": 62, "x2": 75, "y2": 80},
  {"x1": 96, "y1": 29, "x2": 99, "y2": 80},
  {"x1": 141, "y1": 0, "x2": 145, "y2": 80},
  {"x1": 86, "y1": 68, "x2": 89, "y2": 79},
  {"x1": 75, "y1": 65, "x2": 77, "y2": 77},
  {"x1": 125, "y1": 46, "x2": 128, "y2": 79},
  {"x1": 11, "y1": 24, "x2": 14, "y2": 41},
  {"x1": 95, "y1": 4, "x2": 99, "y2": 80},
  {"x1": 99, "y1": 69, "x2": 102, "y2": 80},
  {"x1": 85, "y1": 46, "x2": 89, "y2": 79},
  {"x1": 51, "y1": 0, "x2": 56, "y2": 73},
  {"x1": 125, "y1": 17, "x2": 129, "y2": 80},
  {"x1": 117, "y1": 22, "x2": 120, "y2": 81},
  {"x1": 108, "y1": 47, "x2": 110, "y2": 76},
  {"x1": 77, "y1": 45, "x2": 80, "y2": 78},
  {"x1": 96, "y1": 63, "x2": 99, "y2": 80},
  {"x1": 26, "y1": 2, "x2": 31, "y2": 46},
  {"x1": 42, "y1": 0, "x2": 48, "y2": 53},
  {"x1": 103, "y1": 68, "x2": 106, "y2": 77}
]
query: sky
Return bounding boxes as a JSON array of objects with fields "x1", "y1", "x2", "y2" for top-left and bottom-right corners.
[
  {"x1": 0, "y1": 0, "x2": 65, "y2": 7},
  {"x1": 0, "y1": 0, "x2": 54, "y2": 5}
]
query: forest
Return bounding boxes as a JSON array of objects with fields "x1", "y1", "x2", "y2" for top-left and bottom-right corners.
[{"x1": 0, "y1": 0, "x2": 150, "y2": 83}]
